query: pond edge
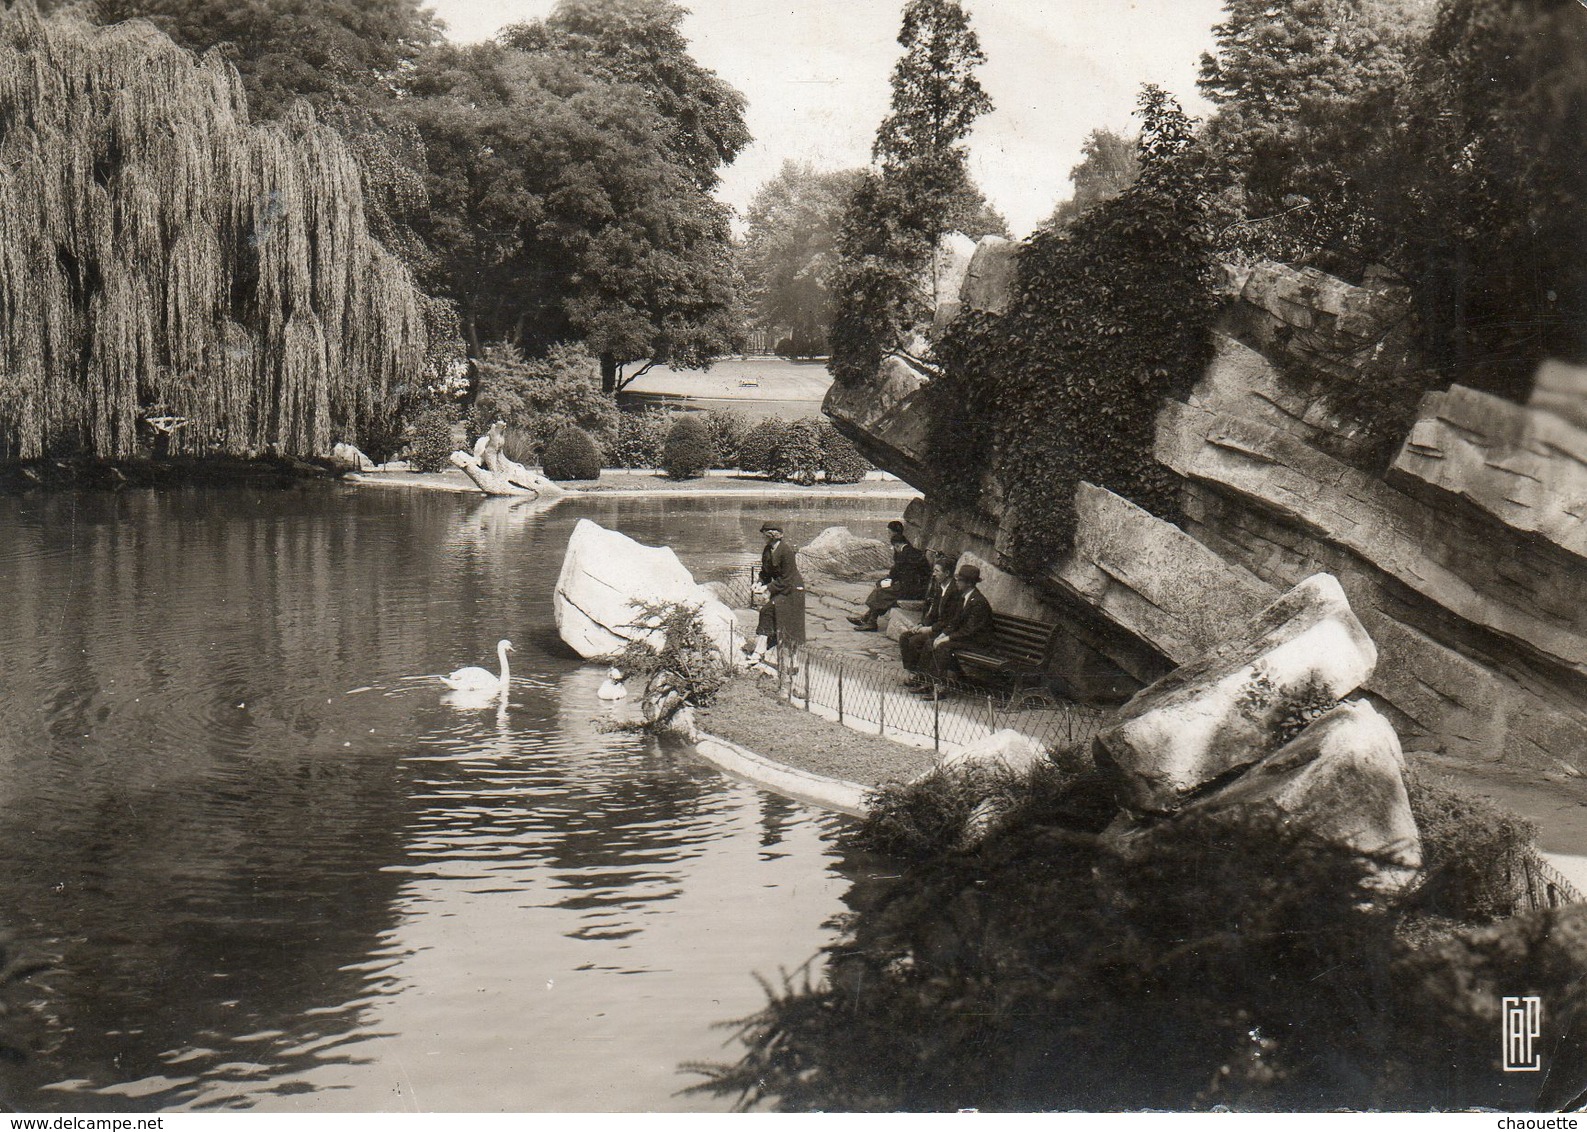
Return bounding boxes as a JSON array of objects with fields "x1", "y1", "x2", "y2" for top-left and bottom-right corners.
[{"x1": 693, "y1": 732, "x2": 868, "y2": 818}]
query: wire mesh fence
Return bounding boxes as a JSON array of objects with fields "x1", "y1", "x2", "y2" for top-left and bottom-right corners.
[
  {"x1": 1517, "y1": 850, "x2": 1585, "y2": 910},
  {"x1": 764, "y1": 643, "x2": 1111, "y2": 756}
]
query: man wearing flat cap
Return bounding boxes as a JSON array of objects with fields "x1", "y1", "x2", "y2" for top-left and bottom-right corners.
[
  {"x1": 745, "y1": 520, "x2": 806, "y2": 670},
  {"x1": 921, "y1": 562, "x2": 993, "y2": 698}
]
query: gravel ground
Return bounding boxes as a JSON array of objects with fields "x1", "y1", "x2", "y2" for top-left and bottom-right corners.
[{"x1": 698, "y1": 673, "x2": 939, "y2": 788}]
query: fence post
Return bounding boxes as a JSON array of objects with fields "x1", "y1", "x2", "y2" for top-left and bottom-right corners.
[
  {"x1": 803, "y1": 655, "x2": 811, "y2": 710},
  {"x1": 878, "y1": 672, "x2": 886, "y2": 737},
  {"x1": 837, "y1": 659, "x2": 844, "y2": 725},
  {"x1": 933, "y1": 691, "x2": 940, "y2": 754}
]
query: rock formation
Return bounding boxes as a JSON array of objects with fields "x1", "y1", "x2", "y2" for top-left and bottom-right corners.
[
  {"x1": 825, "y1": 239, "x2": 1587, "y2": 777},
  {"x1": 554, "y1": 519, "x2": 737, "y2": 659}
]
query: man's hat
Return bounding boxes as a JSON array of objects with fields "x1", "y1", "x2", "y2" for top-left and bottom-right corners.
[
  {"x1": 760, "y1": 520, "x2": 783, "y2": 532},
  {"x1": 887, "y1": 520, "x2": 905, "y2": 534},
  {"x1": 955, "y1": 563, "x2": 981, "y2": 584}
]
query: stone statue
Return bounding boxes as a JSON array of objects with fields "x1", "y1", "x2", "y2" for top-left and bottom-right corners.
[{"x1": 449, "y1": 420, "x2": 566, "y2": 499}]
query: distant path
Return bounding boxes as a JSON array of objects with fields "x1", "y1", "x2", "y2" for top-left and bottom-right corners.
[{"x1": 619, "y1": 357, "x2": 832, "y2": 420}]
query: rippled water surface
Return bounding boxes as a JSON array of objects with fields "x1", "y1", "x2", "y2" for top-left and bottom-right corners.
[{"x1": 0, "y1": 486, "x2": 900, "y2": 1111}]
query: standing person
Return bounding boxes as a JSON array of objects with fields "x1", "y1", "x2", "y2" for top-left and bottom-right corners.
[
  {"x1": 920, "y1": 563, "x2": 994, "y2": 699},
  {"x1": 744, "y1": 521, "x2": 806, "y2": 670},
  {"x1": 899, "y1": 554, "x2": 958, "y2": 685}
]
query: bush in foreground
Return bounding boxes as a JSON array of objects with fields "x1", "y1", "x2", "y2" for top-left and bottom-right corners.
[
  {"x1": 610, "y1": 409, "x2": 669, "y2": 469},
  {"x1": 819, "y1": 421, "x2": 872, "y2": 484},
  {"x1": 736, "y1": 418, "x2": 783, "y2": 475}
]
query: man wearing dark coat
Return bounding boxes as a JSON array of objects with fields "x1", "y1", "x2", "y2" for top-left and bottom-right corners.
[
  {"x1": 744, "y1": 520, "x2": 806, "y2": 668},
  {"x1": 849, "y1": 530, "x2": 931, "y2": 631},
  {"x1": 920, "y1": 563, "x2": 994, "y2": 698},
  {"x1": 899, "y1": 555, "x2": 958, "y2": 684}
]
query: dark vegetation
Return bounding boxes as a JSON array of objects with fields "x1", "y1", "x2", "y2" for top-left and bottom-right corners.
[
  {"x1": 541, "y1": 425, "x2": 603, "y2": 481},
  {"x1": 404, "y1": 408, "x2": 457, "y2": 474},
  {"x1": 662, "y1": 414, "x2": 717, "y2": 480},
  {"x1": 689, "y1": 748, "x2": 1584, "y2": 1112}
]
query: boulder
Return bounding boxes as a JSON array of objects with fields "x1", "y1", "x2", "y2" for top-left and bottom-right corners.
[
  {"x1": 1528, "y1": 357, "x2": 1587, "y2": 433},
  {"x1": 798, "y1": 526, "x2": 892, "y2": 580},
  {"x1": 1107, "y1": 700, "x2": 1422, "y2": 891},
  {"x1": 959, "y1": 235, "x2": 1018, "y2": 315},
  {"x1": 821, "y1": 355, "x2": 934, "y2": 490},
  {"x1": 1094, "y1": 574, "x2": 1378, "y2": 813},
  {"x1": 940, "y1": 729, "x2": 1048, "y2": 777},
  {"x1": 331, "y1": 442, "x2": 376, "y2": 471},
  {"x1": 932, "y1": 231, "x2": 979, "y2": 309},
  {"x1": 554, "y1": 519, "x2": 738, "y2": 659}
]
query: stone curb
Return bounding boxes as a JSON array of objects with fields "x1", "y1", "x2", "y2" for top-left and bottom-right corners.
[{"x1": 693, "y1": 732, "x2": 870, "y2": 818}]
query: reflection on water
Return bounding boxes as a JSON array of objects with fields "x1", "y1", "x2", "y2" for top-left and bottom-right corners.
[{"x1": 0, "y1": 486, "x2": 902, "y2": 1111}]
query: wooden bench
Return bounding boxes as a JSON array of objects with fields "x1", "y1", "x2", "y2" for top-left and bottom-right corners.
[{"x1": 951, "y1": 612, "x2": 1061, "y2": 692}]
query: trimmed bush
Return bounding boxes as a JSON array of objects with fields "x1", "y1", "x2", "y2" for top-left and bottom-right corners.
[
  {"x1": 737, "y1": 418, "x2": 784, "y2": 475},
  {"x1": 611, "y1": 409, "x2": 668, "y2": 469},
  {"x1": 819, "y1": 421, "x2": 871, "y2": 483},
  {"x1": 542, "y1": 425, "x2": 602, "y2": 481},
  {"x1": 771, "y1": 417, "x2": 823, "y2": 484},
  {"x1": 406, "y1": 407, "x2": 458, "y2": 473},
  {"x1": 663, "y1": 414, "x2": 718, "y2": 480},
  {"x1": 702, "y1": 409, "x2": 750, "y2": 469}
]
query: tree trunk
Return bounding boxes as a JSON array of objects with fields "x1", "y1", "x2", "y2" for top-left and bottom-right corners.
[
  {"x1": 464, "y1": 311, "x2": 484, "y2": 405},
  {"x1": 600, "y1": 353, "x2": 618, "y2": 395}
]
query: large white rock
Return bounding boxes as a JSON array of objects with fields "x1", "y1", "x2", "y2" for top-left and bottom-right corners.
[
  {"x1": 940, "y1": 729, "x2": 1048, "y2": 776},
  {"x1": 1095, "y1": 573, "x2": 1378, "y2": 813},
  {"x1": 554, "y1": 519, "x2": 739, "y2": 660},
  {"x1": 1106, "y1": 699, "x2": 1423, "y2": 892},
  {"x1": 798, "y1": 526, "x2": 891, "y2": 580}
]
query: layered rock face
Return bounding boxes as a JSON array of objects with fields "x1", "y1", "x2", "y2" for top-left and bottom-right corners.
[{"x1": 825, "y1": 238, "x2": 1587, "y2": 774}]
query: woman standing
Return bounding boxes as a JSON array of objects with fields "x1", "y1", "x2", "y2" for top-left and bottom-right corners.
[{"x1": 745, "y1": 520, "x2": 806, "y2": 670}]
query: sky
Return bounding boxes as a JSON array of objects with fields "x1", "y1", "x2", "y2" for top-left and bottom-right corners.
[{"x1": 425, "y1": 0, "x2": 1229, "y2": 238}]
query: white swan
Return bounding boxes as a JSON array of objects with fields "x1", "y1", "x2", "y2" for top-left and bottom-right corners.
[
  {"x1": 442, "y1": 639, "x2": 513, "y2": 693},
  {"x1": 597, "y1": 667, "x2": 628, "y2": 701}
]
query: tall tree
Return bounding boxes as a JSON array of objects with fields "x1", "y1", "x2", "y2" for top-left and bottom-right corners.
[
  {"x1": 827, "y1": 0, "x2": 995, "y2": 385},
  {"x1": 739, "y1": 162, "x2": 863, "y2": 357},
  {"x1": 500, "y1": 0, "x2": 749, "y2": 191},
  {"x1": 1047, "y1": 127, "x2": 1140, "y2": 228},
  {"x1": 401, "y1": 35, "x2": 743, "y2": 396},
  {"x1": 0, "y1": 4, "x2": 430, "y2": 460}
]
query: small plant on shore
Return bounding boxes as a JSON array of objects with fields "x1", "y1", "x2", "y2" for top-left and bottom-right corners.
[
  {"x1": 613, "y1": 599, "x2": 733, "y2": 712},
  {"x1": 663, "y1": 415, "x2": 718, "y2": 480},
  {"x1": 406, "y1": 408, "x2": 458, "y2": 473},
  {"x1": 542, "y1": 426, "x2": 603, "y2": 480}
]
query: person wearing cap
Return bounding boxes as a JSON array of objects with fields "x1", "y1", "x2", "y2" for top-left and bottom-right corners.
[
  {"x1": 920, "y1": 562, "x2": 994, "y2": 698},
  {"x1": 744, "y1": 520, "x2": 806, "y2": 669},
  {"x1": 848, "y1": 525, "x2": 930, "y2": 631}
]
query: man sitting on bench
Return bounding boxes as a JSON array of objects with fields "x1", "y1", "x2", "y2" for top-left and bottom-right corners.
[
  {"x1": 848, "y1": 523, "x2": 931, "y2": 631},
  {"x1": 900, "y1": 554, "x2": 956, "y2": 687},
  {"x1": 919, "y1": 563, "x2": 994, "y2": 699}
]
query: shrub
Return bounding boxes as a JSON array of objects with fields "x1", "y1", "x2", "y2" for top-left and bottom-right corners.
[
  {"x1": 610, "y1": 409, "x2": 668, "y2": 469},
  {"x1": 819, "y1": 421, "x2": 871, "y2": 483},
  {"x1": 702, "y1": 409, "x2": 750, "y2": 469},
  {"x1": 770, "y1": 417, "x2": 823, "y2": 484},
  {"x1": 469, "y1": 343, "x2": 617, "y2": 460},
  {"x1": 541, "y1": 425, "x2": 602, "y2": 480},
  {"x1": 406, "y1": 407, "x2": 457, "y2": 473},
  {"x1": 663, "y1": 414, "x2": 718, "y2": 480},
  {"x1": 1404, "y1": 771, "x2": 1541, "y2": 922},
  {"x1": 736, "y1": 417, "x2": 784, "y2": 475},
  {"x1": 613, "y1": 599, "x2": 733, "y2": 712}
]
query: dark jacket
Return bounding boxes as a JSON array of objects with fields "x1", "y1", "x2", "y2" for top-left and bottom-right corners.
[
  {"x1": 941, "y1": 586, "x2": 993, "y2": 646},
  {"x1": 889, "y1": 542, "x2": 931, "y2": 600},
  {"x1": 921, "y1": 578, "x2": 957, "y2": 629},
  {"x1": 760, "y1": 539, "x2": 803, "y2": 595}
]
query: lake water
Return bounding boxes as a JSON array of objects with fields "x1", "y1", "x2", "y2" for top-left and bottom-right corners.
[{"x1": 0, "y1": 486, "x2": 902, "y2": 1112}]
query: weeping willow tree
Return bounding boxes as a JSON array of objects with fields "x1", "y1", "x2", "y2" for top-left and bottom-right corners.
[{"x1": 0, "y1": 2, "x2": 433, "y2": 460}]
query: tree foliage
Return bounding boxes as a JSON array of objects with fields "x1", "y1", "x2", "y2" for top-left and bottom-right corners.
[
  {"x1": 827, "y1": 0, "x2": 997, "y2": 386},
  {"x1": 469, "y1": 343, "x2": 616, "y2": 460},
  {"x1": 928, "y1": 87, "x2": 1218, "y2": 574},
  {"x1": 0, "y1": 5, "x2": 431, "y2": 460},
  {"x1": 1047, "y1": 127, "x2": 1140, "y2": 228},
  {"x1": 739, "y1": 161, "x2": 862, "y2": 357},
  {"x1": 402, "y1": 13, "x2": 746, "y2": 395}
]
